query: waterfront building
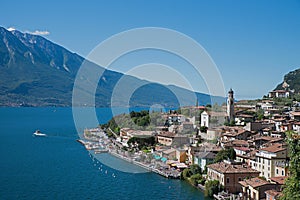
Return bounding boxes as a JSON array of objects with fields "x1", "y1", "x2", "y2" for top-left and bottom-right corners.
[{"x1": 207, "y1": 160, "x2": 260, "y2": 194}]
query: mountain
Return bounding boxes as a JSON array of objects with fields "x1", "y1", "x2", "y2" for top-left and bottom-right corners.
[
  {"x1": 275, "y1": 68, "x2": 300, "y2": 93},
  {"x1": 0, "y1": 27, "x2": 225, "y2": 107}
]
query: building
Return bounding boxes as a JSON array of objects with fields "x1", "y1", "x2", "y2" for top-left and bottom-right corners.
[
  {"x1": 252, "y1": 143, "x2": 288, "y2": 180},
  {"x1": 265, "y1": 190, "x2": 282, "y2": 200},
  {"x1": 290, "y1": 111, "x2": 300, "y2": 121},
  {"x1": 239, "y1": 177, "x2": 278, "y2": 200},
  {"x1": 274, "y1": 160, "x2": 289, "y2": 177},
  {"x1": 200, "y1": 111, "x2": 228, "y2": 128},
  {"x1": 207, "y1": 160, "x2": 260, "y2": 193},
  {"x1": 157, "y1": 131, "x2": 189, "y2": 147},
  {"x1": 193, "y1": 151, "x2": 216, "y2": 172},
  {"x1": 244, "y1": 121, "x2": 275, "y2": 132},
  {"x1": 206, "y1": 128, "x2": 222, "y2": 141},
  {"x1": 235, "y1": 114, "x2": 254, "y2": 126},
  {"x1": 181, "y1": 121, "x2": 194, "y2": 133},
  {"x1": 251, "y1": 136, "x2": 284, "y2": 149},
  {"x1": 186, "y1": 143, "x2": 221, "y2": 165},
  {"x1": 260, "y1": 101, "x2": 275, "y2": 110},
  {"x1": 270, "y1": 176, "x2": 286, "y2": 187},
  {"x1": 175, "y1": 148, "x2": 187, "y2": 163},
  {"x1": 227, "y1": 88, "x2": 235, "y2": 122},
  {"x1": 220, "y1": 127, "x2": 251, "y2": 142},
  {"x1": 167, "y1": 114, "x2": 186, "y2": 125},
  {"x1": 234, "y1": 147, "x2": 251, "y2": 162},
  {"x1": 292, "y1": 121, "x2": 300, "y2": 133},
  {"x1": 119, "y1": 128, "x2": 155, "y2": 146},
  {"x1": 268, "y1": 90, "x2": 289, "y2": 98}
]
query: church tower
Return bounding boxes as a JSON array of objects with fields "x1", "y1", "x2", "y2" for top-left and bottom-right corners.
[{"x1": 227, "y1": 88, "x2": 234, "y2": 122}]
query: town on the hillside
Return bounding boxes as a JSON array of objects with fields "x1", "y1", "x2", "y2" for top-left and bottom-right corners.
[{"x1": 79, "y1": 82, "x2": 299, "y2": 200}]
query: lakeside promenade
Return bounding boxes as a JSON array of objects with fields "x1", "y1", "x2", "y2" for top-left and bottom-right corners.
[{"x1": 77, "y1": 129, "x2": 181, "y2": 179}]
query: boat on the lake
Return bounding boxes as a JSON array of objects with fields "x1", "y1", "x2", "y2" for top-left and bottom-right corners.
[{"x1": 33, "y1": 130, "x2": 47, "y2": 137}]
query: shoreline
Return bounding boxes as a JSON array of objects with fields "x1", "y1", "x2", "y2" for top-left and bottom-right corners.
[{"x1": 77, "y1": 137, "x2": 181, "y2": 179}]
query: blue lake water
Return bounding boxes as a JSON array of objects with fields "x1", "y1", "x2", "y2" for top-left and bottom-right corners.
[{"x1": 0, "y1": 107, "x2": 208, "y2": 199}]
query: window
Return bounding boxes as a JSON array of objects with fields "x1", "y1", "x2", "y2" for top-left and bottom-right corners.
[
  {"x1": 238, "y1": 177, "x2": 242, "y2": 181},
  {"x1": 282, "y1": 170, "x2": 284, "y2": 176},
  {"x1": 226, "y1": 177, "x2": 230, "y2": 184},
  {"x1": 276, "y1": 169, "x2": 279, "y2": 175}
]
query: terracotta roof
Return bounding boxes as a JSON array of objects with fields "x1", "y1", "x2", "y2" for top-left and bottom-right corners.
[
  {"x1": 239, "y1": 177, "x2": 272, "y2": 188},
  {"x1": 270, "y1": 176, "x2": 287, "y2": 185},
  {"x1": 234, "y1": 147, "x2": 250, "y2": 152},
  {"x1": 270, "y1": 90, "x2": 288, "y2": 93},
  {"x1": 260, "y1": 143, "x2": 286, "y2": 153},
  {"x1": 158, "y1": 131, "x2": 176, "y2": 138},
  {"x1": 293, "y1": 121, "x2": 300, "y2": 125},
  {"x1": 207, "y1": 162, "x2": 259, "y2": 174},
  {"x1": 291, "y1": 111, "x2": 300, "y2": 116},
  {"x1": 223, "y1": 139, "x2": 249, "y2": 147},
  {"x1": 222, "y1": 128, "x2": 249, "y2": 137},
  {"x1": 265, "y1": 189, "x2": 282, "y2": 198},
  {"x1": 272, "y1": 118, "x2": 286, "y2": 122},
  {"x1": 253, "y1": 136, "x2": 283, "y2": 143},
  {"x1": 236, "y1": 114, "x2": 254, "y2": 118}
]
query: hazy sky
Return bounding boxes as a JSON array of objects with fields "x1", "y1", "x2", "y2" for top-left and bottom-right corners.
[{"x1": 1, "y1": 0, "x2": 300, "y2": 99}]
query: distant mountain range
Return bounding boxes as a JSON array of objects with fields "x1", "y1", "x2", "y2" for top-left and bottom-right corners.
[
  {"x1": 0, "y1": 27, "x2": 225, "y2": 107},
  {"x1": 275, "y1": 68, "x2": 300, "y2": 93}
]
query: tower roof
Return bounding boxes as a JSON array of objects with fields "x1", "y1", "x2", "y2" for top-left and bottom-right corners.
[{"x1": 228, "y1": 88, "x2": 234, "y2": 94}]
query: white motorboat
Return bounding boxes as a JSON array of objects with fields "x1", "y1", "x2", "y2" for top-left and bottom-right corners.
[{"x1": 33, "y1": 130, "x2": 47, "y2": 137}]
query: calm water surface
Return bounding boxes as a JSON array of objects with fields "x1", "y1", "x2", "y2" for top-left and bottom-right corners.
[{"x1": 0, "y1": 107, "x2": 208, "y2": 200}]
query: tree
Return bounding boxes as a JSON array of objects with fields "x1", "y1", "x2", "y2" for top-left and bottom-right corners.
[
  {"x1": 255, "y1": 108, "x2": 265, "y2": 120},
  {"x1": 200, "y1": 126, "x2": 208, "y2": 133},
  {"x1": 205, "y1": 180, "x2": 220, "y2": 197},
  {"x1": 228, "y1": 148, "x2": 236, "y2": 160},
  {"x1": 181, "y1": 168, "x2": 192, "y2": 179},
  {"x1": 280, "y1": 131, "x2": 300, "y2": 200},
  {"x1": 214, "y1": 148, "x2": 236, "y2": 163},
  {"x1": 190, "y1": 173, "x2": 203, "y2": 186},
  {"x1": 189, "y1": 164, "x2": 201, "y2": 175}
]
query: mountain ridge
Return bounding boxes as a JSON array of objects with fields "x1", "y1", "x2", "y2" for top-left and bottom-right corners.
[
  {"x1": 275, "y1": 68, "x2": 300, "y2": 94},
  {"x1": 0, "y1": 27, "x2": 225, "y2": 107}
]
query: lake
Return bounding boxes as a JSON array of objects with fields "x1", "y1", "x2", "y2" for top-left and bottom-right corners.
[{"x1": 0, "y1": 107, "x2": 208, "y2": 199}]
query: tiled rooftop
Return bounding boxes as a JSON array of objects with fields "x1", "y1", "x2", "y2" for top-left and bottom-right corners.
[
  {"x1": 239, "y1": 177, "x2": 271, "y2": 188},
  {"x1": 260, "y1": 143, "x2": 286, "y2": 153},
  {"x1": 207, "y1": 161, "x2": 259, "y2": 174}
]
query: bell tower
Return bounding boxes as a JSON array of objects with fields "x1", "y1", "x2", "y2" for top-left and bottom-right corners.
[{"x1": 227, "y1": 88, "x2": 234, "y2": 122}]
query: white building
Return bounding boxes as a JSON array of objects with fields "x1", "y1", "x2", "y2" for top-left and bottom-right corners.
[
  {"x1": 252, "y1": 143, "x2": 287, "y2": 180},
  {"x1": 268, "y1": 90, "x2": 289, "y2": 98},
  {"x1": 200, "y1": 111, "x2": 227, "y2": 128}
]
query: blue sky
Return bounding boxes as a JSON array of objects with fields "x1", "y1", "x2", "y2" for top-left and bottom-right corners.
[{"x1": 1, "y1": 0, "x2": 300, "y2": 99}]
